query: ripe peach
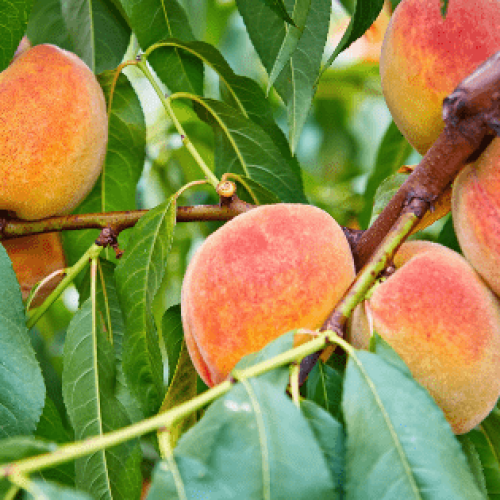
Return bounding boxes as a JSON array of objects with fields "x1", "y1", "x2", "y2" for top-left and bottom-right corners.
[
  {"x1": 452, "y1": 138, "x2": 500, "y2": 297},
  {"x1": 181, "y1": 204, "x2": 356, "y2": 386},
  {"x1": 380, "y1": 0, "x2": 500, "y2": 154},
  {"x1": 0, "y1": 44, "x2": 108, "y2": 220},
  {"x1": 348, "y1": 240, "x2": 500, "y2": 434},
  {"x1": 3, "y1": 233, "x2": 66, "y2": 307}
]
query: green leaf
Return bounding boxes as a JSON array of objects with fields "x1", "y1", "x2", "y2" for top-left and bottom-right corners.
[
  {"x1": 234, "y1": 330, "x2": 295, "y2": 388},
  {"x1": 115, "y1": 197, "x2": 178, "y2": 416},
  {"x1": 477, "y1": 407, "x2": 500, "y2": 498},
  {"x1": 257, "y1": 0, "x2": 295, "y2": 25},
  {"x1": 79, "y1": 259, "x2": 145, "y2": 425},
  {"x1": 359, "y1": 121, "x2": 414, "y2": 228},
  {"x1": 61, "y1": 0, "x2": 131, "y2": 73},
  {"x1": 306, "y1": 361, "x2": 343, "y2": 421},
  {"x1": 342, "y1": 351, "x2": 484, "y2": 499},
  {"x1": 0, "y1": 245, "x2": 45, "y2": 438},
  {"x1": 0, "y1": 436, "x2": 56, "y2": 497},
  {"x1": 369, "y1": 172, "x2": 408, "y2": 227},
  {"x1": 26, "y1": 480, "x2": 93, "y2": 500},
  {"x1": 267, "y1": 0, "x2": 311, "y2": 93},
  {"x1": 236, "y1": 0, "x2": 331, "y2": 152},
  {"x1": 140, "y1": 39, "x2": 303, "y2": 190},
  {"x1": 194, "y1": 97, "x2": 307, "y2": 202},
  {"x1": 64, "y1": 70, "x2": 146, "y2": 268},
  {"x1": 438, "y1": 215, "x2": 461, "y2": 253},
  {"x1": 35, "y1": 397, "x2": 75, "y2": 486},
  {"x1": 301, "y1": 400, "x2": 345, "y2": 499},
  {"x1": 122, "y1": 0, "x2": 203, "y2": 94},
  {"x1": 0, "y1": 0, "x2": 34, "y2": 71},
  {"x1": 27, "y1": 0, "x2": 73, "y2": 50},
  {"x1": 162, "y1": 304, "x2": 184, "y2": 387},
  {"x1": 458, "y1": 433, "x2": 488, "y2": 498},
  {"x1": 321, "y1": 0, "x2": 385, "y2": 74},
  {"x1": 62, "y1": 297, "x2": 142, "y2": 500},
  {"x1": 226, "y1": 174, "x2": 281, "y2": 205},
  {"x1": 159, "y1": 313, "x2": 198, "y2": 449},
  {"x1": 148, "y1": 378, "x2": 336, "y2": 498}
]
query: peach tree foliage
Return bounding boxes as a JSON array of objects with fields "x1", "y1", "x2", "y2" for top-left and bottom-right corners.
[{"x1": 0, "y1": 0, "x2": 497, "y2": 499}]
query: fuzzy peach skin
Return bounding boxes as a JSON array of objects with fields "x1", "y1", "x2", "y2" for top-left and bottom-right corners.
[
  {"x1": 181, "y1": 204, "x2": 356, "y2": 387},
  {"x1": 452, "y1": 138, "x2": 500, "y2": 297},
  {"x1": 3, "y1": 233, "x2": 66, "y2": 307},
  {"x1": 380, "y1": 0, "x2": 500, "y2": 154},
  {"x1": 0, "y1": 44, "x2": 108, "y2": 220},
  {"x1": 348, "y1": 240, "x2": 500, "y2": 434}
]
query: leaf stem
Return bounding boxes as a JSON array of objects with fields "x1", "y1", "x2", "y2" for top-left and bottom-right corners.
[
  {"x1": 1, "y1": 333, "x2": 335, "y2": 478},
  {"x1": 26, "y1": 244, "x2": 103, "y2": 329},
  {"x1": 135, "y1": 57, "x2": 219, "y2": 188}
]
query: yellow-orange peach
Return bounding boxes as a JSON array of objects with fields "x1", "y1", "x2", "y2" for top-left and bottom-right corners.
[
  {"x1": 452, "y1": 138, "x2": 500, "y2": 297},
  {"x1": 181, "y1": 204, "x2": 356, "y2": 386},
  {"x1": 380, "y1": 0, "x2": 500, "y2": 154},
  {"x1": 0, "y1": 44, "x2": 108, "y2": 220},
  {"x1": 3, "y1": 233, "x2": 66, "y2": 307},
  {"x1": 348, "y1": 240, "x2": 500, "y2": 434}
]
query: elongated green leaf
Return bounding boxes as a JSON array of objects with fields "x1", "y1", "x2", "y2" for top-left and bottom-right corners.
[
  {"x1": 59, "y1": 0, "x2": 130, "y2": 73},
  {"x1": 342, "y1": 350, "x2": 483, "y2": 499},
  {"x1": 236, "y1": 0, "x2": 330, "y2": 152},
  {"x1": 148, "y1": 378, "x2": 336, "y2": 499},
  {"x1": 115, "y1": 198, "x2": 177, "y2": 416},
  {"x1": 0, "y1": 436, "x2": 56, "y2": 498},
  {"x1": 0, "y1": 245, "x2": 45, "y2": 438},
  {"x1": 162, "y1": 304, "x2": 184, "y2": 387},
  {"x1": 359, "y1": 121, "x2": 414, "y2": 228},
  {"x1": 64, "y1": 70, "x2": 146, "y2": 268},
  {"x1": 267, "y1": 0, "x2": 311, "y2": 92},
  {"x1": 27, "y1": 0, "x2": 73, "y2": 50},
  {"x1": 458, "y1": 433, "x2": 488, "y2": 497},
  {"x1": 306, "y1": 361, "x2": 343, "y2": 421},
  {"x1": 321, "y1": 0, "x2": 385, "y2": 75},
  {"x1": 226, "y1": 174, "x2": 281, "y2": 205},
  {"x1": 35, "y1": 397, "x2": 75, "y2": 486},
  {"x1": 79, "y1": 259, "x2": 144, "y2": 425},
  {"x1": 159, "y1": 305, "x2": 197, "y2": 448},
  {"x1": 62, "y1": 298, "x2": 142, "y2": 500},
  {"x1": 26, "y1": 480, "x2": 93, "y2": 500},
  {"x1": 477, "y1": 408, "x2": 500, "y2": 498},
  {"x1": 194, "y1": 97, "x2": 307, "y2": 202},
  {"x1": 122, "y1": 0, "x2": 203, "y2": 94},
  {"x1": 0, "y1": 0, "x2": 33, "y2": 71},
  {"x1": 258, "y1": 0, "x2": 295, "y2": 25},
  {"x1": 301, "y1": 400, "x2": 345, "y2": 499},
  {"x1": 369, "y1": 172, "x2": 407, "y2": 226},
  {"x1": 145, "y1": 38, "x2": 303, "y2": 189},
  {"x1": 234, "y1": 330, "x2": 295, "y2": 387}
]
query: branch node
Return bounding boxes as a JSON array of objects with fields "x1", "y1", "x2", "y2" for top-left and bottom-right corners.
[{"x1": 95, "y1": 226, "x2": 123, "y2": 258}]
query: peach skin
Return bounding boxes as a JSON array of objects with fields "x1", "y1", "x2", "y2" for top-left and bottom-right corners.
[
  {"x1": 348, "y1": 240, "x2": 500, "y2": 434},
  {"x1": 181, "y1": 204, "x2": 356, "y2": 387},
  {"x1": 380, "y1": 0, "x2": 500, "y2": 154},
  {"x1": 0, "y1": 44, "x2": 108, "y2": 220}
]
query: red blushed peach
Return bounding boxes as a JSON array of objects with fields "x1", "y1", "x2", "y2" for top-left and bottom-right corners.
[
  {"x1": 348, "y1": 240, "x2": 500, "y2": 434},
  {"x1": 181, "y1": 204, "x2": 356, "y2": 386},
  {"x1": 380, "y1": 0, "x2": 500, "y2": 154},
  {"x1": 452, "y1": 138, "x2": 500, "y2": 297}
]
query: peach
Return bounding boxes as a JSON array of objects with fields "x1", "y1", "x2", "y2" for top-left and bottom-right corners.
[
  {"x1": 452, "y1": 138, "x2": 500, "y2": 297},
  {"x1": 3, "y1": 233, "x2": 66, "y2": 307},
  {"x1": 348, "y1": 240, "x2": 500, "y2": 434},
  {"x1": 380, "y1": 0, "x2": 500, "y2": 154},
  {"x1": 181, "y1": 204, "x2": 356, "y2": 386},
  {"x1": 0, "y1": 44, "x2": 108, "y2": 220}
]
